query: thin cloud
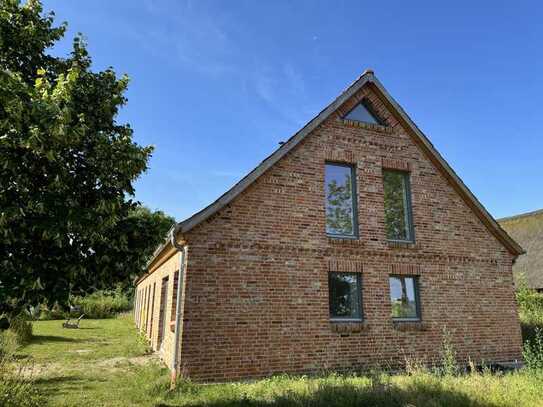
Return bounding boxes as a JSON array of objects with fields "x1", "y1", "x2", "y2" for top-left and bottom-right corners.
[
  {"x1": 135, "y1": 1, "x2": 239, "y2": 77},
  {"x1": 250, "y1": 62, "x2": 319, "y2": 126}
]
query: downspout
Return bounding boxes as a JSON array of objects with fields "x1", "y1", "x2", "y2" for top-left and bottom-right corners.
[{"x1": 170, "y1": 224, "x2": 186, "y2": 388}]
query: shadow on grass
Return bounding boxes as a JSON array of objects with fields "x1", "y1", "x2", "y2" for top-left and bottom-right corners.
[
  {"x1": 34, "y1": 375, "x2": 87, "y2": 386},
  {"x1": 30, "y1": 335, "x2": 84, "y2": 344},
  {"x1": 34, "y1": 374, "x2": 109, "y2": 396},
  {"x1": 158, "y1": 381, "x2": 500, "y2": 407}
]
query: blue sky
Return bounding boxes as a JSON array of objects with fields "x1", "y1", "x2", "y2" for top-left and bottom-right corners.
[{"x1": 43, "y1": 0, "x2": 542, "y2": 220}]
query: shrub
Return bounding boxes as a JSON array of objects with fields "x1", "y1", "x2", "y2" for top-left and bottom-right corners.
[
  {"x1": 8, "y1": 316, "x2": 33, "y2": 345},
  {"x1": 516, "y1": 286, "x2": 543, "y2": 343},
  {"x1": 38, "y1": 303, "x2": 68, "y2": 320},
  {"x1": 71, "y1": 287, "x2": 132, "y2": 319},
  {"x1": 523, "y1": 327, "x2": 543, "y2": 371}
]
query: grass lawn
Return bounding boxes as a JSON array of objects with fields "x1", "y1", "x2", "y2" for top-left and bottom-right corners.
[
  {"x1": 18, "y1": 316, "x2": 543, "y2": 407},
  {"x1": 23, "y1": 315, "x2": 168, "y2": 406}
]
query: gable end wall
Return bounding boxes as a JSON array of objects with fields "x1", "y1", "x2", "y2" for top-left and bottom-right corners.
[{"x1": 152, "y1": 84, "x2": 522, "y2": 381}]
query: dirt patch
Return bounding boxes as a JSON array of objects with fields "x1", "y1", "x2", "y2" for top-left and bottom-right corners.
[
  {"x1": 18, "y1": 361, "x2": 62, "y2": 378},
  {"x1": 20, "y1": 353, "x2": 159, "y2": 378},
  {"x1": 95, "y1": 353, "x2": 158, "y2": 369}
]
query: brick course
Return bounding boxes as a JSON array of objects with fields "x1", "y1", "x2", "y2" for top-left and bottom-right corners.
[{"x1": 135, "y1": 79, "x2": 523, "y2": 382}]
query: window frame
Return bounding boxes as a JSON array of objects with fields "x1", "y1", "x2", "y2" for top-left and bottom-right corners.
[
  {"x1": 170, "y1": 270, "x2": 179, "y2": 323},
  {"x1": 328, "y1": 272, "x2": 363, "y2": 322},
  {"x1": 324, "y1": 162, "x2": 359, "y2": 239},
  {"x1": 382, "y1": 169, "x2": 415, "y2": 243},
  {"x1": 389, "y1": 275, "x2": 421, "y2": 322}
]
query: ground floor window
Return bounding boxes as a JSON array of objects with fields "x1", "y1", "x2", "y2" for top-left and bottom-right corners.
[
  {"x1": 389, "y1": 276, "x2": 420, "y2": 320},
  {"x1": 328, "y1": 272, "x2": 362, "y2": 321}
]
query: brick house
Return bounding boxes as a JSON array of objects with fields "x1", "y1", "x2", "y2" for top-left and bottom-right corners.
[{"x1": 134, "y1": 70, "x2": 524, "y2": 382}]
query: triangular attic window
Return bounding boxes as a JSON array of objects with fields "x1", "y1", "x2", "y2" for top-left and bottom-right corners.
[{"x1": 344, "y1": 102, "x2": 380, "y2": 124}]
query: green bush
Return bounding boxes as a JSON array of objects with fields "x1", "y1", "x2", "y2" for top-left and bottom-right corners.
[
  {"x1": 517, "y1": 286, "x2": 543, "y2": 318},
  {"x1": 523, "y1": 327, "x2": 543, "y2": 371},
  {"x1": 8, "y1": 316, "x2": 33, "y2": 345},
  {"x1": 517, "y1": 286, "x2": 543, "y2": 343},
  {"x1": 71, "y1": 287, "x2": 132, "y2": 319},
  {"x1": 38, "y1": 303, "x2": 67, "y2": 320}
]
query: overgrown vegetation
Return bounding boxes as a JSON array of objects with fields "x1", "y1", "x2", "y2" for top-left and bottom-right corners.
[
  {"x1": 8, "y1": 297, "x2": 543, "y2": 407},
  {"x1": 439, "y1": 327, "x2": 459, "y2": 376},
  {"x1": 7, "y1": 315, "x2": 33, "y2": 344},
  {"x1": 0, "y1": 329, "x2": 44, "y2": 406},
  {"x1": 517, "y1": 284, "x2": 543, "y2": 371},
  {"x1": 517, "y1": 283, "x2": 543, "y2": 342},
  {"x1": 156, "y1": 370, "x2": 543, "y2": 407},
  {"x1": 36, "y1": 287, "x2": 132, "y2": 320},
  {"x1": 523, "y1": 328, "x2": 543, "y2": 371},
  {"x1": 71, "y1": 288, "x2": 132, "y2": 319}
]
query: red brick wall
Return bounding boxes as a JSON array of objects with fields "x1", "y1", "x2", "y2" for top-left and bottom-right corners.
[{"x1": 176, "y1": 84, "x2": 522, "y2": 381}]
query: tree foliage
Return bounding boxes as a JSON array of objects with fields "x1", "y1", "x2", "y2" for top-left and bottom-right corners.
[
  {"x1": 74, "y1": 206, "x2": 174, "y2": 294},
  {"x1": 0, "y1": 0, "x2": 157, "y2": 314}
]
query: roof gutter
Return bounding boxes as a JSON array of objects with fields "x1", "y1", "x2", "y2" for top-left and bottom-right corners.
[{"x1": 169, "y1": 225, "x2": 185, "y2": 389}]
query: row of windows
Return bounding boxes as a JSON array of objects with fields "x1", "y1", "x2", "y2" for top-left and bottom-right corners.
[
  {"x1": 325, "y1": 163, "x2": 414, "y2": 242},
  {"x1": 329, "y1": 273, "x2": 421, "y2": 322},
  {"x1": 135, "y1": 271, "x2": 179, "y2": 347}
]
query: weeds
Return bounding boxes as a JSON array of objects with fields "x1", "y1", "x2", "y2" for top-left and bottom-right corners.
[
  {"x1": 8, "y1": 315, "x2": 33, "y2": 345},
  {"x1": 439, "y1": 327, "x2": 460, "y2": 376},
  {"x1": 0, "y1": 331, "x2": 44, "y2": 407}
]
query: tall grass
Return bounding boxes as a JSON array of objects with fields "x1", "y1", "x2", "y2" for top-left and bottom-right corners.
[
  {"x1": 0, "y1": 331, "x2": 44, "y2": 407},
  {"x1": 132, "y1": 368, "x2": 543, "y2": 407},
  {"x1": 8, "y1": 315, "x2": 33, "y2": 345}
]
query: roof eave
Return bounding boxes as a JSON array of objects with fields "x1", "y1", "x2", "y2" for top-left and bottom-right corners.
[{"x1": 367, "y1": 77, "x2": 524, "y2": 257}]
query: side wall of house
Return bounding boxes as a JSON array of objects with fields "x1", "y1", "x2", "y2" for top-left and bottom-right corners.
[
  {"x1": 177, "y1": 83, "x2": 523, "y2": 381},
  {"x1": 135, "y1": 248, "x2": 182, "y2": 368}
]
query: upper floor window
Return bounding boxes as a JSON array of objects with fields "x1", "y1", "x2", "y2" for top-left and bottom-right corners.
[
  {"x1": 389, "y1": 276, "x2": 420, "y2": 320},
  {"x1": 344, "y1": 101, "x2": 381, "y2": 125},
  {"x1": 383, "y1": 170, "x2": 414, "y2": 242},
  {"x1": 325, "y1": 163, "x2": 357, "y2": 237}
]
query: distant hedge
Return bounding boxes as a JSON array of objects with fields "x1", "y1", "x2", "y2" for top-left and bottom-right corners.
[{"x1": 39, "y1": 288, "x2": 132, "y2": 320}]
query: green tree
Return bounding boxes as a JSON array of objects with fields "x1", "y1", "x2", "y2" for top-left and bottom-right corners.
[
  {"x1": 0, "y1": 0, "x2": 153, "y2": 315},
  {"x1": 73, "y1": 206, "x2": 174, "y2": 294}
]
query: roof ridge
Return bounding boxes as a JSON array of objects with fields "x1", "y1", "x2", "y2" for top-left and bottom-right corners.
[{"x1": 498, "y1": 208, "x2": 543, "y2": 223}]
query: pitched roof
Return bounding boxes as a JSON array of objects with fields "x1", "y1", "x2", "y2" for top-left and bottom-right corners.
[
  {"x1": 148, "y1": 69, "x2": 523, "y2": 269},
  {"x1": 498, "y1": 209, "x2": 543, "y2": 289}
]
